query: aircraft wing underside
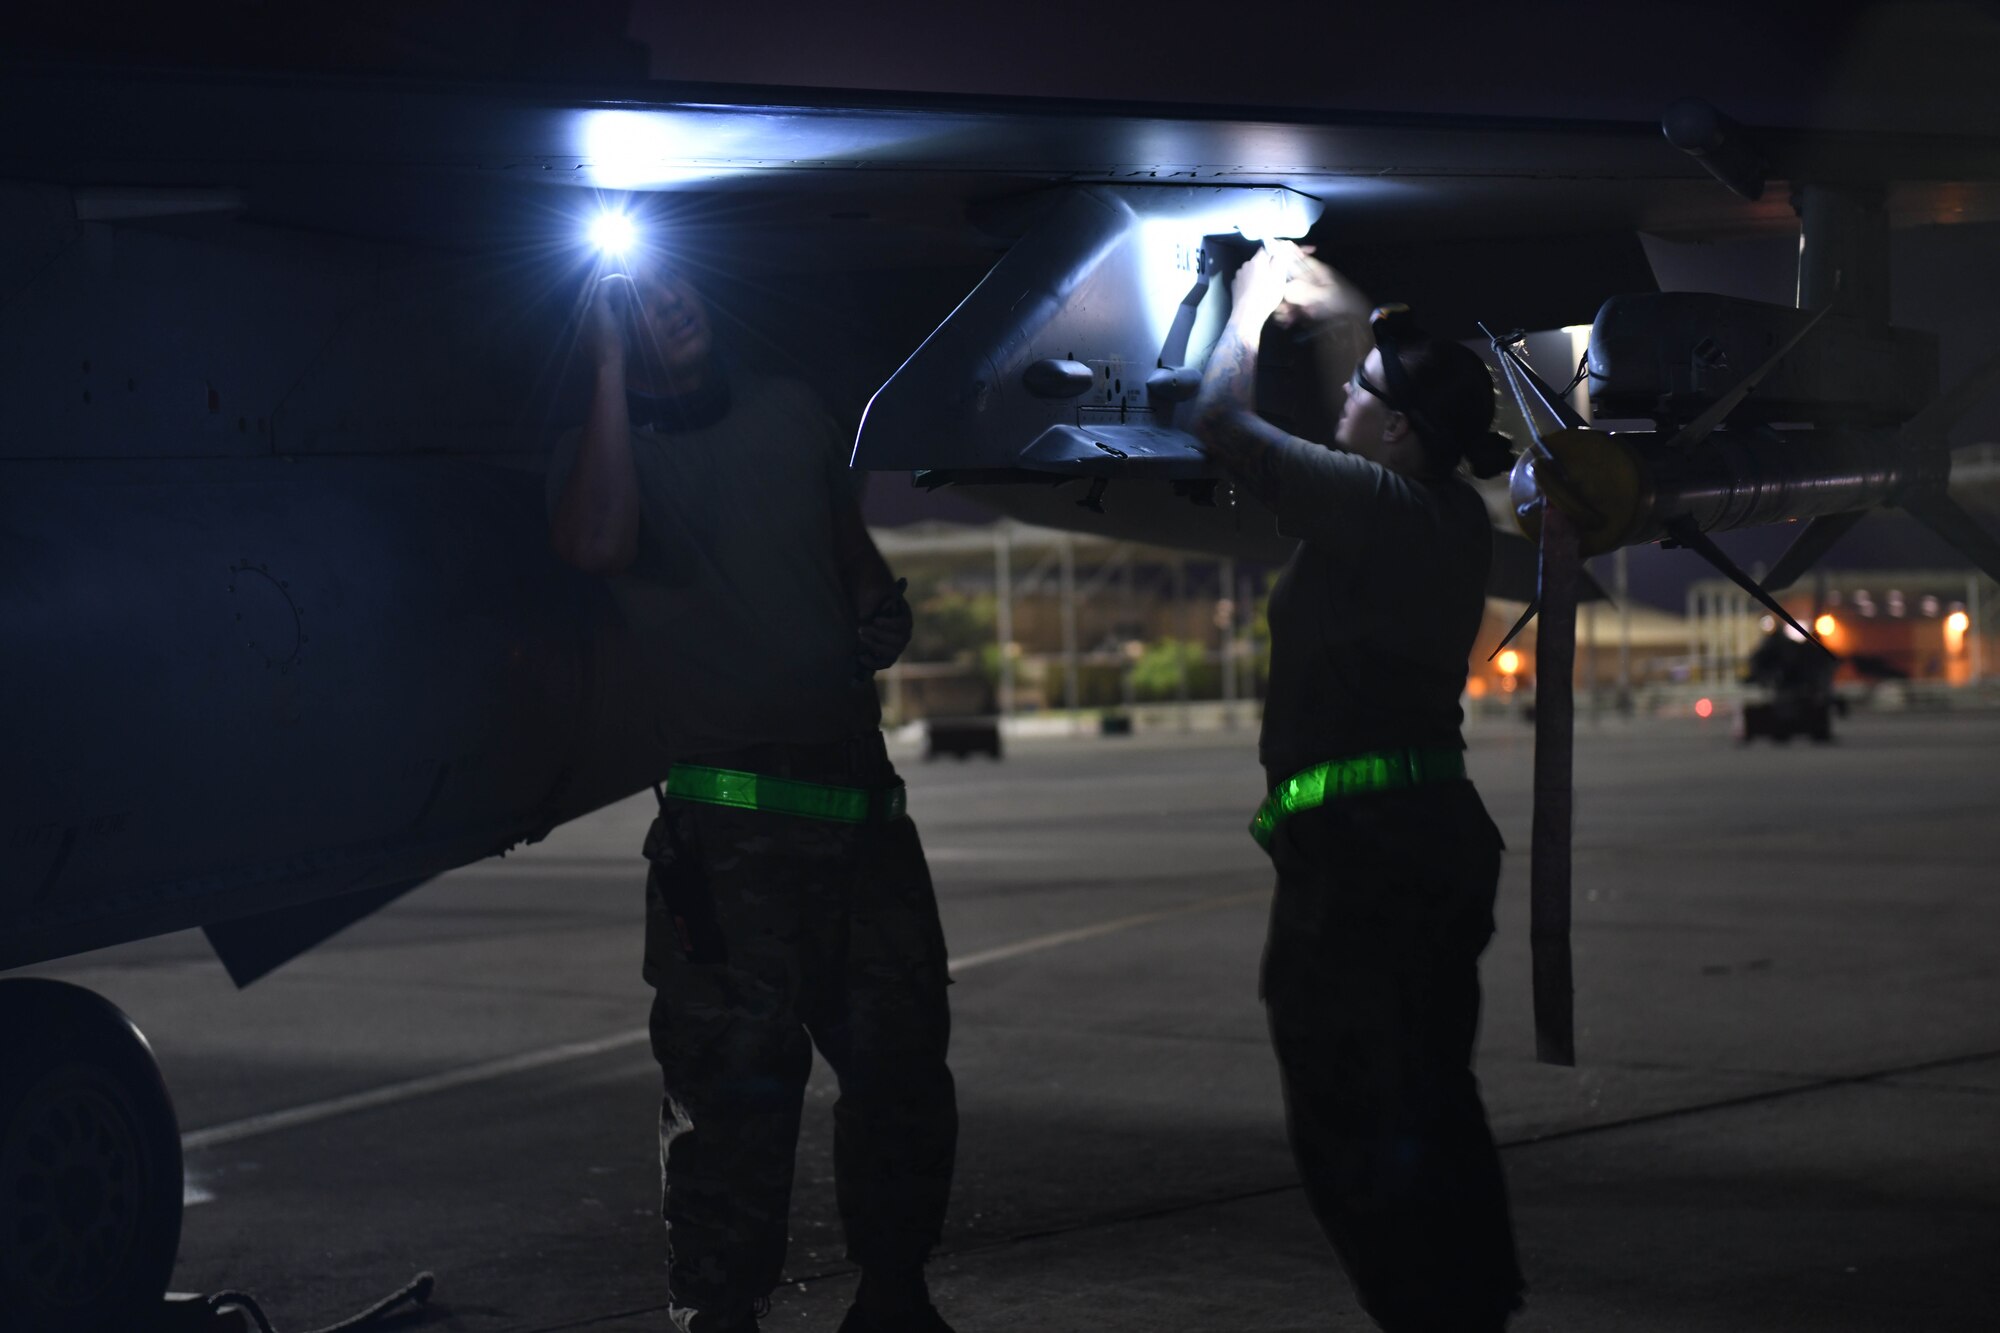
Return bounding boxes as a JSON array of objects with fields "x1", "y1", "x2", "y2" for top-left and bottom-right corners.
[{"x1": 10, "y1": 61, "x2": 2000, "y2": 269}]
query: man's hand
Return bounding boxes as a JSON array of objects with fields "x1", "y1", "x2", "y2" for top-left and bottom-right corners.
[
  {"x1": 587, "y1": 274, "x2": 634, "y2": 372},
  {"x1": 1229, "y1": 239, "x2": 1321, "y2": 332},
  {"x1": 855, "y1": 578, "x2": 913, "y2": 677},
  {"x1": 1227, "y1": 243, "x2": 1287, "y2": 333},
  {"x1": 1275, "y1": 247, "x2": 1346, "y2": 328}
]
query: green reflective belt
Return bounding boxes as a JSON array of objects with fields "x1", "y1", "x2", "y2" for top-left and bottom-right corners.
[
  {"x1": 1249, "y1": 746, "x2": 1465, "y2": 849},
  {"x1": 664, "y1": 764, "x2": 907, "y2": 825}
]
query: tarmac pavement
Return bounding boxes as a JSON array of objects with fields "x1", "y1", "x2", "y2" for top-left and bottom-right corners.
[{"x1": 21, "y1": 711, "x2": 2000, "y2": 1332}]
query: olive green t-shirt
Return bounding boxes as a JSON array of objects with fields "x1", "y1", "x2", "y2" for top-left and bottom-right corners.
[
  {"x1": 547, "y1": 375, "x2": 878, "y2": 759},
  {"x1": 1258, "y1": 439, "x2": 1492, "y2": 786}
]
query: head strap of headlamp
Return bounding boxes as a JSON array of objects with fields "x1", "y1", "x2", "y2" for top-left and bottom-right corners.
[{"x1": 1367, "y1": 303, "x2": 1446, "y2": 453}]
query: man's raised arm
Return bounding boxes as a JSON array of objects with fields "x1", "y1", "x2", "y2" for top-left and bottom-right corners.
[{"x1": 551, "y1": 276, "x2": 642, "y2": 575}]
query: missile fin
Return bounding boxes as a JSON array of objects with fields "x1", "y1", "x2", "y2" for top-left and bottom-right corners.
[{"x1": 1765, "y1": 511, "x2": 1867, "y2": 591}]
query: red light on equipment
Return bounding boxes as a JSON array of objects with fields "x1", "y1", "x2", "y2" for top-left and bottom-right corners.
[{"x1": 1694, "y1": 697, "x2": 1714, "y2": 719}]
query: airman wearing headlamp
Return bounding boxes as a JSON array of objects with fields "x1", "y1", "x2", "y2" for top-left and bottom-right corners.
[
  {"x1": 549, "y1": 263, "x2": 958, "y2": 1333},
  {"x1": 1191, "y1": 241, "x2": 1525, "y2": 1333}
]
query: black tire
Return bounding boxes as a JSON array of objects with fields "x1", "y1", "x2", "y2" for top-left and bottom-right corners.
[{"x1": 0, "y1": 979, "x2": 183, "y2": 1333}]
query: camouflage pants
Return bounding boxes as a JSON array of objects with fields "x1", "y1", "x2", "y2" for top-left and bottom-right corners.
[
  {"x1": 1261, "y1": 780, "x2": 1524, "y2": 1333},
  {"x1": 641, "y1": 762, "x2": 956, "y2": 1330}
]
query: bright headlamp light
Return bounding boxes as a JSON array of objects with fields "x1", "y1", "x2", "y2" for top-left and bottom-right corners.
[{"x1": 588, "y1": 210, "x2": 638, "y2": 258}]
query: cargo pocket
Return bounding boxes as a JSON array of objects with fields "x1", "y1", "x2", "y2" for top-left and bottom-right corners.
[
  {"x1": 844, "y1": 816, "x2": 942, "y2": 976},
  {"x1": 643, "y1": 811, "x2": 728, "y2": 981}
]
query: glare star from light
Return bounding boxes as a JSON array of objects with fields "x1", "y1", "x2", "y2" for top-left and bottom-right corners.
[{"x1": 589, "y1": 211, "x2": 637, "y2": 257}]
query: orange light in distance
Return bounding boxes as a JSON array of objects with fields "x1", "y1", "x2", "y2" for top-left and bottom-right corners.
[
  {"x1": 1946, "y1": 610, "x2": 1970, "y2": 654},
  {"x1": 1695, "y1": 697, "x2": 1714, "y2": 719},
  {"x1": 1496, "y1": 649, "x2": 1521, "y2": 676},
  {"x1": 1814, "y1": 613, "x2": 1838, "y2": 638}
]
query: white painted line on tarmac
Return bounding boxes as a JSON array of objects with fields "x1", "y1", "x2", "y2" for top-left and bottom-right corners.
[
  {"x1": 179, "y1": 1028, "x2": 655, "y2": 1153},
  {"x1": 917, "y1": 846, "x2": 1041, "y2": 863},
  {"x1": 179, "y1": 887, "x2": 1269, "y2": 1157},
  {"x1": 944, "y1": 889, "x2": 1268, "y2": 973}
]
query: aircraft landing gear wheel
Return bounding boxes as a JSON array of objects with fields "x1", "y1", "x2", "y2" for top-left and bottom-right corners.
[{"x1": 0, "y1": 979, "x2": 183, "y2": 1333}]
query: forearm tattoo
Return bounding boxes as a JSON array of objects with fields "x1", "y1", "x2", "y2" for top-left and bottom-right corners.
[{"x1": 1191, "y1": 322, "x2": 1290, "y2": 507}]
